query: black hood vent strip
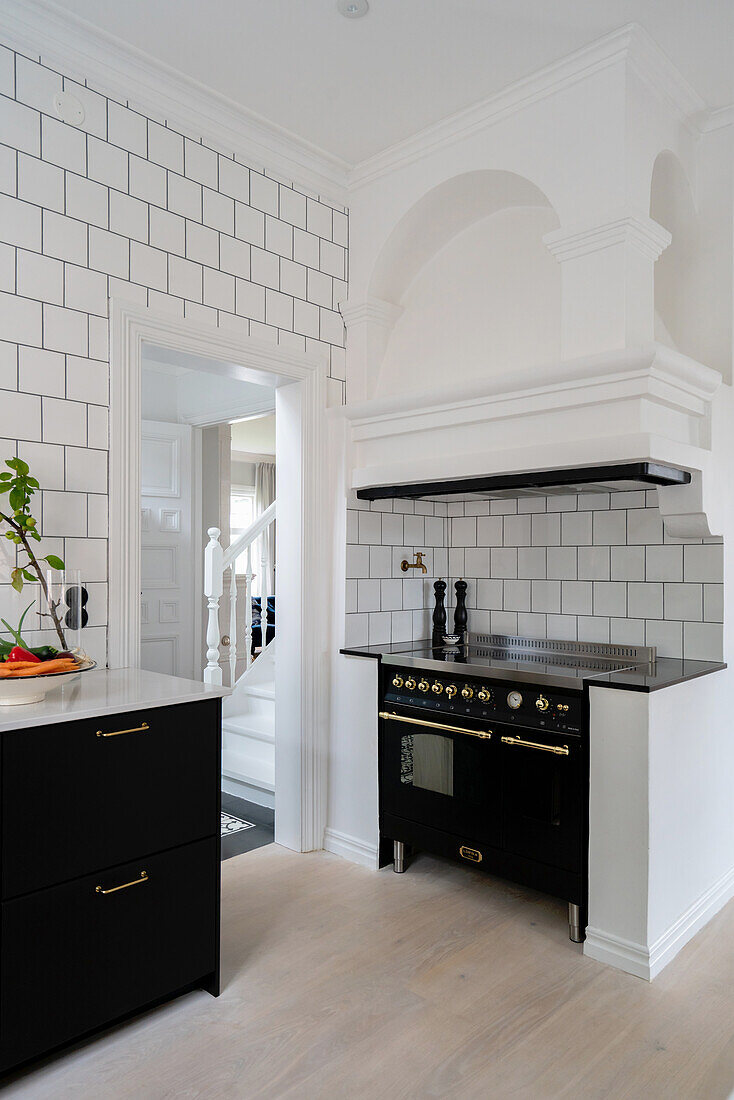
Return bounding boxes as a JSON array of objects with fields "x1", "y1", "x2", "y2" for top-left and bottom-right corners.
[{"x1": 356, "y1": 462, "x2": 690, "y2": 502}]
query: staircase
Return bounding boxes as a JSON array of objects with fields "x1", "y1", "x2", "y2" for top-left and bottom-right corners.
[
  {"x1": 221, "y1": 638, "x2": 275, "y2": 807},
  {"x1": 203, "y1": 501, "x2": 276, "y2": 808}
]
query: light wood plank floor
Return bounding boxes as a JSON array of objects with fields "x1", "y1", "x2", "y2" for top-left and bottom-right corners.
[{"x1": 5, "y1": 844, "x2": 734, "y2": 1099}]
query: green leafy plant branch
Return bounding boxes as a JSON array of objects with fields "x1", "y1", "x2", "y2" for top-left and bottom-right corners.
[{"x1": 0, "y1": 458, "x2": 67, "y2": 649}]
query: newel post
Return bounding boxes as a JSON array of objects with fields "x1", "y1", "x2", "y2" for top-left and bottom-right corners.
[{"x1": 204, "y1": 527, "x2": 224, "y2": 685}]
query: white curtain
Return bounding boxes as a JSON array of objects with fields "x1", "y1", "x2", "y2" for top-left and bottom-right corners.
[{"x1": 254, "y1": 462, "x2": 276, "y2": 601}]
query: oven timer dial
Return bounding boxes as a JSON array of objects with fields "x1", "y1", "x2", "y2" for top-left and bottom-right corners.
[
  {"x1": 392, "y1": 675, "x2": 404, "y2": 689},
  {"x1": 418, "y1": 679, "x2": 430, "y2": 693},
  {"x1": 405, "y1": 677, "x2": 416, "y2": 691},
  {"x1": 445, "y1": 684, "x2": 458, "y2": 699},
  {"x1": 535, "y1": 694, "x2": 549, "y2": 712},
  {"x1": 461, "y1": 685, "x2": 474, "y2": 700},
  {"x1": 507, "y1": 690, "x2": 523, "y2": 709},
  {"x1": 477, "y1": 688, "x2": 491, "y2": 703}
]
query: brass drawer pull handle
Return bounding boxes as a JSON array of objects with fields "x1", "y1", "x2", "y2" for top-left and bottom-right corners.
[
  {"x1": 501, "y1": 735, "x2": 569, "y2": 756},
  {"x1": 96, "y1": 721, "x2": 149, "y2": 739},
  {"x1": 379, "y1": 711, "x2": 491, "y2": 740},
  {"x1": 459, "y1": 846, "x2": 482, "y2": 863},
  {"x1": 95, "y1": 871, "x2": 148, "y2": 895}
]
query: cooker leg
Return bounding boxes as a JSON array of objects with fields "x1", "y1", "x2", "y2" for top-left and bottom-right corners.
[
  {"x1": 568, "y1": 902, "x2": 582, "y2": 942},
  {"x1": 393, "y1": 840, "x2": 406, "y2": 873}
]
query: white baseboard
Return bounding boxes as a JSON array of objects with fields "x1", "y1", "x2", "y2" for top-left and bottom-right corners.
[
  {"x1": 584, "y1": 928, "x2": 651, "y2": 980},
  {"x1": 647, "y1": 862, "x2": 734, "y2": 979},
  {"x1": 585, "y1": 861, "x2": 734, "y2": 981},
  {"x1": 323, "y1": 827, "x2": 379, "y2": 870}
]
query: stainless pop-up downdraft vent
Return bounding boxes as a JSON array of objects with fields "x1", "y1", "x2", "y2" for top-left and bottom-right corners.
[{"x1": 469, "y1": 633, "x2": 656, "y2": 672}]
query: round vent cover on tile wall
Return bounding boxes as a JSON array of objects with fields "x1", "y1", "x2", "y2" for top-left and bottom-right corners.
[{"x1": 53, "y1": 91, "x2": 85, "y2": 127}]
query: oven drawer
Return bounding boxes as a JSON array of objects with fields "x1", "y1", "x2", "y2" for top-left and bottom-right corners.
[
  {"x1": 0, "y1": 837, "x2": 218, "y2": 1071},
  {"x1": 500, "y1": 726, "x2": 584, "y2": 873},
  {"x1": 379, "y1": 709, "x2": 502, "y2": 845},
  {"x1": 1, "y1": 700, "x2": 221, "y2": 898}
]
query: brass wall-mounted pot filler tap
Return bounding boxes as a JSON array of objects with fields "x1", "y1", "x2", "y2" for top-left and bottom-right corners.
[{"x1": 401, "y1": 551, "x2": 428, "y2": 574}]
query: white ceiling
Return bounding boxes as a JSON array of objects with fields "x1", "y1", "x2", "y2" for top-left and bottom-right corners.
[
  {"x1": 40, "y1": 0, "x2": 733, "y2": 163},
  {"x1": 231, "y1": 414, "x2": 276, "y2": 456}
]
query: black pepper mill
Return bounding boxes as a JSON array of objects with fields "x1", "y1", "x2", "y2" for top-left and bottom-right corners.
[
  {"x1": 432, "y1": 579, "x2": 447, "y2": 646},
  {"x1": 454, "y1": 578, "x2": 468, "y2": 641}
]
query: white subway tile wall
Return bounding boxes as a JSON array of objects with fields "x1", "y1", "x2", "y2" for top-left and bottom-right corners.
[
  {"x1": 0, "y1": 44, "x2": 348, "y2": 664},
  {"x1": 345, "y1": 490, "x2": 723, "y2": 661},
  {"x1": 344, "y1": 493, "x2": 449, "y2": 648}
]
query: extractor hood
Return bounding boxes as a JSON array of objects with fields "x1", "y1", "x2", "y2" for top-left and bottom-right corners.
[{"x1": 356, "y1": 462, "x2": 690, "y2": 502}]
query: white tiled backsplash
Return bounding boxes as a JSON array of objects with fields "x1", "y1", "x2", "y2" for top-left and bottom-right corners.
[
  {"x1": 0, "y1": 44, "x2": 348, "y2": 663},
  {"x1": 345, "y1": 489, "x2": 724, "y2": 661}
]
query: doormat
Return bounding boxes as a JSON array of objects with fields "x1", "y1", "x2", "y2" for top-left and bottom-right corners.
[{"x1": 221, "y1": 812, "x2": 256, "y2": 837}]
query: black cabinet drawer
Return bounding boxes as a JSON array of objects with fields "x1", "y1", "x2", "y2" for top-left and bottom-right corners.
[
  {"x1": 1, "y1": 699, "x2": 221, "y2": 898},
  {"x1": 0, "y1": 837, "x2": 218, "y2": 1071}
]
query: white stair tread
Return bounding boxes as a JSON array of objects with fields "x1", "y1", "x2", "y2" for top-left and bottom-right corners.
[
  {"x1": 239, "y1": 683, "x2": 274, "y2": 701},
  {"x1": 222, "y1": 715, "x2": 275, "y2": 743},
  {"x1": 221, "y1": 758, "x2": 275, "y2": 792}
]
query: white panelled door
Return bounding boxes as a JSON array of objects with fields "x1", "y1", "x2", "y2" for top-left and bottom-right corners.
[{"x1": 141, "y1": 420, "x2": 195, "y2": 678}]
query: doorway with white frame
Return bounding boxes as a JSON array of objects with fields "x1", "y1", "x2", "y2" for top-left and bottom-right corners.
[{"x1": 108, "y1": 300, "x2": 330, "y2": 856}]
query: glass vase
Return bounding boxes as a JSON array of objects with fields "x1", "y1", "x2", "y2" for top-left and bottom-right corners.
[{"x1": 43, "y1": 569, "x2": 87, "y2": 656}]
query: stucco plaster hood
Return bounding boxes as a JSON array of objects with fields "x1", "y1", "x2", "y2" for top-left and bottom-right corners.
[{"x1": 341, "y1": 343, "x2": 727, "y2": 539}]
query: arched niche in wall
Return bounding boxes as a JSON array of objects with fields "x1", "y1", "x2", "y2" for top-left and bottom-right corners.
[
  {"x1": 650, "y1": 152, "x2": 710, "y2": 369},
  {"x1": 369, "y1": 170, "x2": 561, "y2": 397}
]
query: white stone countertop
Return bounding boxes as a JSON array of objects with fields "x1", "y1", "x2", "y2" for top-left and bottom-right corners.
[{"x1": 0, "y1": 668, "x2": 230, "y2": 733}]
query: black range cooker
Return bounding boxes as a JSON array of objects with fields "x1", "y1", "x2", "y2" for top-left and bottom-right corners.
[{"x1": 377, "y1": 634, "x2": 655, "y2": 942}]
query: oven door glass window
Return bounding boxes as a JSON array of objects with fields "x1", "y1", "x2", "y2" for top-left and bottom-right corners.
[
  {"x1": 401, "y1": 733, "x2": 453, "y2": 796},
  {"x1": 381, "y1": 716, "x2": 501, "y2": 843}
]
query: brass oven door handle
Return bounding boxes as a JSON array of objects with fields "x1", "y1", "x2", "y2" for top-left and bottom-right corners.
[
  {"x1": 95, "y1": 871, "x2": 148, "y2": 895},
  {"x1": 501, "y1": 735, "x2": 569, "y2": 756},
  {"x1": 379, "y1": 711, "x2": 491, "y2": 740},
  {"x1": 96, "y1": 721, "x2": 149, "y2": 739}
]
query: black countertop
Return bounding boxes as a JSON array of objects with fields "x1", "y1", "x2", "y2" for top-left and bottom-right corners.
[{"x1": 340, "y1": 641, "x2": 726, "y2": 693}]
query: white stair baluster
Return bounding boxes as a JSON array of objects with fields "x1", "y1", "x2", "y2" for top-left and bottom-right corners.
[
  {"x1": 204, "y1": 527, "x2": 223, "y2": 684},
  {"x1": 229, "y1": 563, "x2": 238, "y2": 688},
  {"x1": 261, "y1": 542, "x2": 268, "y2": 647},
  {"x1": 245, "y1": 543, "x2": 253, "y2": 672}
]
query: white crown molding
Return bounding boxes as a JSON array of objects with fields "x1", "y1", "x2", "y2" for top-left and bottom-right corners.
[
  {"x1": 232, "y1": 448, "x2": 276, "y2": 464},
  {"x1": 0, "y1": 0, "x2": 350, "y2": 205},
  {"x1": 625, "y1": 22, "x2": 706, "y2": 124},
  {"x1": 543, "y1": 213, "x2": 672, "y2": 263},
  {"x1": 349, "y1": 24, "x2": 708, "y2": 191},
  {"x1": 0, "y1": 4, "x2": 716, "y2": 204},
  {"x1": 340, "y1": 344, "x2": 721, "y2": 429},
  {"x1": 181, "y1": 396, "x2": 276, "y2": 428},
  {"x1": 341, "y1": 297, "x2": 403, "y2": 330},
  {"x1": 697, "y1": 104, "x2": 734, "y2": 134}
]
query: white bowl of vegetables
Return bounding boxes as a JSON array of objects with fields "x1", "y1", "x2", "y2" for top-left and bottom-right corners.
[{"x1": 0, "y1": 604, "x2": 95, "y2": 706}]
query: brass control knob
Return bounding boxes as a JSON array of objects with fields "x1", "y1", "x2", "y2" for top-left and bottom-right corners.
[
  {"x1": 535, "y1": 695, "x2": 549, "y2": 712},
  {"x1": 445, "y1": 684, "x2": 458, "y2": 699},
  {"x1": 392, "y1": 676, "x2": 404, "y2": 689},
  {"x1": 461, "y1": 685, "x2": 474, "y2": 700},
  {"x1": 432, "y1": 681, "x2": 444, "y2": 695},
  {"x1": 405, "y1": 677, "x2": 416, "y2": 691},
  {"x1": 418, "y1": 679, "x2": 430, "y2": 693},
  {"x1": 477, "y1": 688, "x2": 491, "y2": 703}
]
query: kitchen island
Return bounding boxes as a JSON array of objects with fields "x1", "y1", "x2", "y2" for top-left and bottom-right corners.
[{"x1": 0, "y1": 668, "x2": 228, "y2": 1074}]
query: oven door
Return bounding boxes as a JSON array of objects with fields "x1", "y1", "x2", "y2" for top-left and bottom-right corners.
[
  {"x1": 500, "y1": 724, "x2": 584, "y2": 873},
  {"x1": 379, "y1": 708, "x2": 501, "y2": 845}
]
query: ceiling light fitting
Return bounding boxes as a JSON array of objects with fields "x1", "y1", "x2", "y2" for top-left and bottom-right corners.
[{"x1": 337, "y1": 0, "x2": 369, "y2": 18}]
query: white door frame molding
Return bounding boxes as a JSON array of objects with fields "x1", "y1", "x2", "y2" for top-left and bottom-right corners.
[{"x1": 109, "y1": 299, "x2": 330, "y2": 853}]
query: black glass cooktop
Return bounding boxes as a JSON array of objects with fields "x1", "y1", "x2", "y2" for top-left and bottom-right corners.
[
  {"x1": 341, "y1": 638, "x2": 726, "y2": 692},
  {"x1": 379, "y1": 642, "x2": 637, "y2": 689}
]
